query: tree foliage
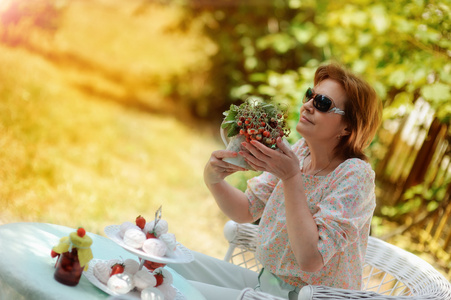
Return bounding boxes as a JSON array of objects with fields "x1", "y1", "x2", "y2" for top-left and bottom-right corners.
[{"x1": 179, "y1": 0, "x2": 450, "y2": 125}]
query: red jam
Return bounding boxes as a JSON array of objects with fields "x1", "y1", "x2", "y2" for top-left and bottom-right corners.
[{"x1": 54, "y1": 248, "x2": 83, "y2": 286}]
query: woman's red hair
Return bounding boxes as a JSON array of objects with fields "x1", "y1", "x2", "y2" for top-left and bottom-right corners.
[{"x1": 314, "y1": 63, "x2": 382, "y2": 161}]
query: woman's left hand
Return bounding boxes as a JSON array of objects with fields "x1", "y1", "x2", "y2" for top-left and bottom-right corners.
[{"x1": 239, "y1": 137, "x2": 301, "y2": 181}]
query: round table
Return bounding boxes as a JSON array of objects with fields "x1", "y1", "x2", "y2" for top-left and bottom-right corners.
[{"x1": 0, "y1": 222, "x2": 206, "y2": 300}]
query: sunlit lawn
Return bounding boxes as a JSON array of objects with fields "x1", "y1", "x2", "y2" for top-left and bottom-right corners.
[{"x1": 0, "y1": 1, "x2": 231, "y2": 259}]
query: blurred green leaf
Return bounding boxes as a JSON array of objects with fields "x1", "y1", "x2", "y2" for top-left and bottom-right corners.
[
  {"x1": 388, "y1": 69, "x2": 407, "y2": 89},
  {"x1": 312, "y1": 32, "x2": 329, "y2": 47},
  {"x1": 421, "y1": 83, "x2": 451, "y2": 103},
  {"x1": 291, "y1": 23, "x2": 315, "y2": 43}
]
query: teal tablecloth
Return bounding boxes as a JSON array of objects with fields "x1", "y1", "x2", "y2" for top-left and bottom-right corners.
[{"x1": 0, "y1": 222, "x2": 206, "y2": 300}]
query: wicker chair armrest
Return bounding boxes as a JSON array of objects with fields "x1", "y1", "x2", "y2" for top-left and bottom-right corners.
[
  {"x1": 237, "y1": 285, "x2": 443, "y2": 300},
  {"x1": 223, "y1": 220, "x2": 259, "y2": 251},
  {"x1": 298, "y1": 285, "x2": 432, "y2": 300},
  {"x1": 223, "y1": 220, "x2": 262, "y2": 271},
  {"x1": 363, "y1": 237, "x2": 451, "y2": 300},
  {"x1": 236, "y1": 286, "x2": 417, "y2": 300},
  {"x1": 236, "y1": 288, "x2": 286, "y2": 300}
]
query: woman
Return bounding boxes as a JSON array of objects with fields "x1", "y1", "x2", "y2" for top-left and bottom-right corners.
[{"x1": 170, "y1": 63, "x2": 382, "y2": 300}]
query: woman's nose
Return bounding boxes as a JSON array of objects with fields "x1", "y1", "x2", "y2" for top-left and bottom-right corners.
[{"x1": 302, "y1": 99, "x2": 314, "y2": 113}]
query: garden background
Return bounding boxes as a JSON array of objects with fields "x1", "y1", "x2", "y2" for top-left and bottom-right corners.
[{"x1": 1, "y1": 0, "x2": 450, "y2": 279}]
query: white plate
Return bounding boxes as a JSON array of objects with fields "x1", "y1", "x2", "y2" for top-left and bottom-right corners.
[
  {"x1": 104, "y1": 225, "x2": 194, "y2": 264},
  {"x1": 84, "y1": 258, "x2": 186, "y2": 299}
]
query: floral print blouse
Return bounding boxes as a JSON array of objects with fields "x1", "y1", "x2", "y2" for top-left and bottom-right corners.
[{"x1": 245, "y1": 138, "x2": 376, "y2": 290}]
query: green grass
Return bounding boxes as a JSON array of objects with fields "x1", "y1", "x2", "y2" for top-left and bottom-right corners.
[{"x1": 0, "y1": 0, "x2": 230, "y2": 259}]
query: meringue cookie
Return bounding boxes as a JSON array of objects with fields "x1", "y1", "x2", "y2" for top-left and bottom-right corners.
[
  {"x1": 134, "y1": 269, "x2": 157, "y2": 291},
  {"x1": 123, "y1": 228, "x2": 146, "y2": 248},
  {"x1": 93, "y1": 261, "x2": 110, "y2": 284},
  {"x1": 141, "y1": 287, "x2": 164, "y2": 300},
  {"x1": 159, "y1": 233, "x2": 177, "y2": 256},
  {"x1": 120, "y1": 221, "x2": 140, "y2": 238},
  {"x1": 124, "y1": 259, "x2": 140, "y2": 275},
  {"x1": 144, "y1": 219, "x2": 168, "y2": 238},
  {"x1": 142, "y1": 238, "x2": 167, "y2": 257},
  {"x1": 107, "y1": 273, "x2": 134, "y2": 294},
  {"x1": 157, "y1": 283, "x2": 177, "y2": 300}
]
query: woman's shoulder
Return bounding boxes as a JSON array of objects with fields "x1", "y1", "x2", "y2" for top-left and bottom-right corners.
[{"x1": 333, "y1": 158, "x2": 375, "y2": 180}]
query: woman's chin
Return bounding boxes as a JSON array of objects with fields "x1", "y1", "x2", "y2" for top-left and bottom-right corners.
[{"x1": 296, "y1": 123, "x2": 306, "y2": 135}]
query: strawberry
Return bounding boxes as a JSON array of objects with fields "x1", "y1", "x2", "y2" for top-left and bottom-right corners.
[
  {"x1": 146, "y1": 231, "x2": 157, "y2": 239},
  {"x1": 110, "y1": 263, "x2": 125, "y2": 276},
  {"x1": 143, "y1": 260, "x2": 166, "y2": 271},
  {"x1": 135, "y1": 215, "x2": 146, "y2": 230},
  {"x1": 50, "y1": 249, "x2": 59, "y2": 258},
  {"x1": 77, "y1": 227, "x2": 86, "y2": 237},
  {"x1": 154, "y1": 271, "x2": 164, "y2": 287}
]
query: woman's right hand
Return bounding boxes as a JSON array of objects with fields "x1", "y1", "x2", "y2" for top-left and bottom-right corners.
[
  {"x1": 203, "y1": 150, "x2": 253, "y2": 223},
  {"x1": 204, "y1": 150, "x2": 247, "y2": 185}
]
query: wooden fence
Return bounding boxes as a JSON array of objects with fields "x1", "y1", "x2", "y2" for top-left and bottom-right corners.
[{"x1": 373, "y1": 98, "x2": 451, "y2": 278}]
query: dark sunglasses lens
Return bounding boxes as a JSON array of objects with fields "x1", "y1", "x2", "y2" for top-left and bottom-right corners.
[
  {"x1": 313, "y1": 95, "x2": 332, "y2": 112},
  {"x1": 304, "y1": 88, "x2": 314, "y2": 103}
]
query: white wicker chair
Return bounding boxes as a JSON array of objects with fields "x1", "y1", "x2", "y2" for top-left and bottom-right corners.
[{"x1": 223, "y1": 220, "x2": 451, "y2": 300}]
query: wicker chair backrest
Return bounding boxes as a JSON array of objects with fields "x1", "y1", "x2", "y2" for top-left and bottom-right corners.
[{"x1": 224, "y1": 220, "x2": 451, "y2": 300}]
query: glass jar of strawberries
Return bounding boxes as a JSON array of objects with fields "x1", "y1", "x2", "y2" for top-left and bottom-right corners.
[
  {"x1": 54, "y1": 248, "x2": 83, "y2": 286},
  {"x1": 52, "y1": 227, "x2": 93, "y2": 286}
]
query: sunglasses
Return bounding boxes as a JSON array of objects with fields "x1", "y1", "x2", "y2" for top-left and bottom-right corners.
[{"x1": 303, "y1": 87, "x2": 345, "y2": 115}]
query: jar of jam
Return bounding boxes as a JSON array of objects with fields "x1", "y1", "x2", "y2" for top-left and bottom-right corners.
[
  {"x1": 52, "y1": 227, "x2": 93, "y2": 287},
  {"x1": 54, "y1": 248, "x2": 83, "y2": 286},
  {"x1": 143, "y1": 260, "x2": 166, "y2": 271}
]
